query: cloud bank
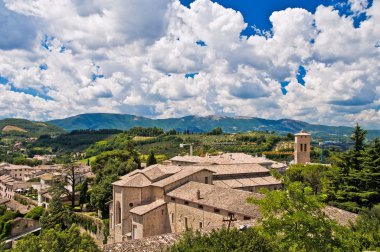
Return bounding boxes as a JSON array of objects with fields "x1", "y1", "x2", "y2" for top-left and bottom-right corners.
[{"x1": 0, "y1": 0, "x2": 379, "y2": 129}]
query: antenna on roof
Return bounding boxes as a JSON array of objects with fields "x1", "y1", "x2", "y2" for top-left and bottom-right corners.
[{"x1": 180, "y1": 143, "x2": 194, "y2": 156}]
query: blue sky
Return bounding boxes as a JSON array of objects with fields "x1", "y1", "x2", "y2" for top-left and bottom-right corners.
[
  {"x1": 0, "y1": 0, "x2": 379, "y2": 128},
  {"x1": 181, "y1": 0, "x2": 332, "y2": 32}
]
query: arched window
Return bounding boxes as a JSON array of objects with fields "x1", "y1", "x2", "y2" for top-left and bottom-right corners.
[
  {"x1": 116, "y1": 201, "x2": 121, "y2": 224},
  {"x1": 304, "y1": 144, "x2": 307, "y2": 152}
]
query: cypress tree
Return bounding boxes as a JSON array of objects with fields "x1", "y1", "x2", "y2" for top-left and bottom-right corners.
[{"x1": 147, "y1": 150, "x2": 157, "y2": 166}]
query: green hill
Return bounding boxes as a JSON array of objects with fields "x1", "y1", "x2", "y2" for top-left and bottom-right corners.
[
  {"x1": 48, "y1": 113, "x2": 380, "y2": 140},
  {"x1": 0, "y1": 118, "x2": 65, "y2": 137}
]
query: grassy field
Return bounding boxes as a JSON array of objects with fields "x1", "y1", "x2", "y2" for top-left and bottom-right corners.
[{"x1": 2, "y1": 125, "x2": 28, "y2": 132}]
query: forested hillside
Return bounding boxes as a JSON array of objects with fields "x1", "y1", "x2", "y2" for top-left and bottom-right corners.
[
  {"x1": 0, "y1": 118, "x2": 65, "y2": 137},
  {"x1": 47, "y1": 113, "x2": 380, "y2": 140}
]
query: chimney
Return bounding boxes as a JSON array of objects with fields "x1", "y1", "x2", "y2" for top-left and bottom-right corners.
[{"x1": 196, "y1": 190, "x2": 201, "y2": 199}]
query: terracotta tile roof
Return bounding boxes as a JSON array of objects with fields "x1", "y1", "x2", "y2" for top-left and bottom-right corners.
[
  {"x1": 152, "y1": 167, "x2": 214, "y2": 188},
  {"x1": 139, "y1": 165, "x2": 182, "y2": 182},
  {"x1": 270, "y1": 162, "x2": 287, "y2": 169},
  {"x1": 170, "y1": 153, "x2": 274, "y2": 165},
  {"x1": 0, "y1": 175, "x2": 15, "y2": 185},
  {"x1": 295, "y1": 130, "x2": 310, "y2": 136},
  {"x1": 119, "y1": 165, "x2": 183, "y2": 182},
  {"x1": 167, "y1": 181, "x2": 262, "y2": 217},
  {"x1": 1, "y1": 164, "x2": 33, "y2": 170},
  {"x1": 113, "y1": 173, "x2": 152, "y2": 187},
  {"x1": 200, "y1": 163, "x2": 270, "y2": 176},
  {"x1": 129, "y1": 200, "x2": 166, "y2": 216}
]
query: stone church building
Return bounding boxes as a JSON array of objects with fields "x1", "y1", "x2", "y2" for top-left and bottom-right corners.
[
  {"x1": 108, "y1": 130, "x2": 313, "y2": 243},
  {"x1": 108, "y1": 152, "x2": 284, "y2": 243}
]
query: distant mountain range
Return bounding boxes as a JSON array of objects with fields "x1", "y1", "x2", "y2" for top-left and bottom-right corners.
[{"x1": 47, "y1": 113, "x2": 380, "y2": 140}]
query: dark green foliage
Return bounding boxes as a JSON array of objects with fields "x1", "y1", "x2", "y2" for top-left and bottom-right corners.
[
  {"x1": 79, "y1": 179, "x2": 89, "y2": 210},
  {"x1": 47, "y1": 113, "x2": 380, "y2": 139},
  {"x1": 126, "y1": 127, "x2": 164, "y2": 136},
  {"x1": 0, "y1": 118, "x2": 65, "y2": 138},
  {"x1": 30, "y1": 129, "x2": 120, "y2": 154},
  {"x1": 351, "y1": 123, "x2": 367, "y2": 153},
  {"x1": 285, "y1": 164, "x2": 339, "y2": 197},
  {"x1": 91, "y1": 150, "x2": 140, "y2": 180},
  {"x1": 330, "y1": 126, "x2": 380, "y2": 212},
  {"x1": 24, "y1": 206, "x2": 45, "y2": 220},
  {"x1": 352, "y1": 204, "x2": 380, "y2": 250},
  {"x1": 40, "y1": 185, "x2": 73, "y2": 230},
  {"x1": 12, "y1": 224, "x2": 100, "y2": 252},
  {"x1": 89, "y1": 175, "x2": 117, "y2": 218},
  {"x1": 0, "y1": 208, "x2": 20, "y2": 241},
  {"x1": 248, "y1": 182, "x2": 359, "y2": 252},
  {"x1": 0, "y1": 220, "x2": 12, "y2": 240},
  {"x1": 146, "y1": 150, "x2": 157, "y2": 166},
  {"x1": 168, "y1": 228, "x2": 276, "y2": 252},
  {"x1": 85, "y1": 133, "x2": 135, "y2": 157},
  {"x1": 71, "y1": 214, "x2": 98, "y2": 235},
  {"x1": 90, "y1": 146, "x2": 140, "y2": 218},
  {"x1": 208, "y1": 127, "x2": 223, "y2": 135},
  {"x1": 0, "y1": 153, "x2": 42, "y2": 166}
]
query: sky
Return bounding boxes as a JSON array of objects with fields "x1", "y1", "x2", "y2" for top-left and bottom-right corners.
[{"x1": 0, "y1": 0, "x2": 379, "y2": 129}]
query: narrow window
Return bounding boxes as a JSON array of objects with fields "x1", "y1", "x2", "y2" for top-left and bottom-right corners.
[
  {"x1": 198, "y1": 205, "x2": 203, "y2": 209},
  {"x1": 214, "y1": 208, "x2": 220, "y2": 213},
  {"x1": 184, "y1": 201, "x2": 189, "y2": 205},
  {"x1": 304, "y1": 144, "x2": 307, "y2": 152},
  {"x1": 172, "y1": 213, "x2": 174, "y2": 222},
  {"x1": 244, "y1": 216, "x2": 251, "y2": 220},
  {"x1": 171, "y1": 197, "x2": 176, "y2": 202},
  {"x1": 199, "y1": 222, "x2": 203, "y2": 228},
  {"x1": 205, "y1": 177, "x2": 209, "y2": 184},
  {"x1": 162, "y1": 209, "x2": 164, "y2": 215},
  {"x1": 185, "y1": 217, "x2": 188, "y2": 229},
  {"x1": 300, "y1": 143, "x2": 303, "y2": 152},
  {"x1": 116, "y1": 201, "x2": 121, "y2": 224}
]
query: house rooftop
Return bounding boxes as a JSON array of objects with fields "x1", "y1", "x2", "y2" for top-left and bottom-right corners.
[
  {"x1": 130, "y1": 164, "x2": 183, "y2": 182},
  {"x1": 113, "y1": 173, "x2": 152, "y2": 187},
  {"x1": 212, "y1": 176, "x2": 281, "y2": 189},
  {"x1": 166, "y1": 181, "x2": 262, "y2": 217},
  {"x1": 0, "y1": 164, "x2": 33, "y2": 170},
  {"x1": 295, "y1": 130, "x2": 311, "y2": 136},
  {"x1": 200, "y1": 163, "x2": 270, "y2": 176},
  {"x1": 152, "y1": 167, "x2": 214, "y2": 188},
  {"x1": 0, "y1": 175, "x2": 15, "y2": 185},
  {"x1": 130, "y1": 200, "x2": 166, "y2": 216},
  {"x1": 170, "y1": 153, "x2": 274, "y2": 165}
]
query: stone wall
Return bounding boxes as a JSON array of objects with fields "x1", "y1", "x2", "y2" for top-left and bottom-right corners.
[
  {"x1": 103, "y1": 233, "x2": 180, "y2": 252},
  {"x1": 10, "y1": 218, "x2": 40, "y2": 237},
  {"x1": 73, "y1": 212, "x2": 106, "y2": 244}
]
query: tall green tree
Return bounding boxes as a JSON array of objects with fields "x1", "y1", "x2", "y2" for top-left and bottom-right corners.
[
  {"x1": 247, "y1": 182, "x2": 359, "y2": 251},
  {"x1": 64, "y1": 163, "x2": 79, "y2": 208},
  {"x1": 146, "y1": 150, "x2": 157, "y2": 166},
  {"x1": 40, "y1": 184, "x2": 72, "y2": 230},
  {"x1": 350, "y1": 123, "x2": 367, "y2": 171},
  {"x1": 79, "y1": 179, "x2": 89, "y2": 211}
]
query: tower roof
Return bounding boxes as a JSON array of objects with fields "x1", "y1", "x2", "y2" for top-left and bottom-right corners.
[{"x1": 295, "y1": 130, "x2": 310, "y2": 136}]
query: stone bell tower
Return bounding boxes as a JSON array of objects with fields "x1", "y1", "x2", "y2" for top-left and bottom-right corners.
[{"x1": 294, "y1": 130, "x2": 311, "y2": 164}]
